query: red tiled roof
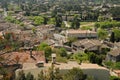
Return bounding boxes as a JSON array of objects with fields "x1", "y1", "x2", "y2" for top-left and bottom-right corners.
[{"x1": 1, "y1": 51, "x2": 45, "y2": 65}]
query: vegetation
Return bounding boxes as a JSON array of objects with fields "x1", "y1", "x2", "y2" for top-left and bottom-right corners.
[
  {"x1": 55, "y1": 14, "x2": 63, "y2": 27},
  {"x1": 71, "y1": 15, "x2": 80, "y2": 29},
  {"x1": 37, "y1": 43, "x2": 52, "y2": 58},
  {"x1": 0, "y1": 32, "x2": 21, "y2": 51},
  {"x1": 53, "y1": 48, "x2": 68, "y2": 63},
  {"x1": 58, "y1": 48, "x2": 67, "y2": 57},
  {"x1": 110, "y1": 32, "x2": 115, "y2": 43},
  {"x1": 81, "y1": 26, "x2": 93, "y2": 30},
  {"x1": 97, "y1": 29, "x2": 108, "y2": 40},
  {"x1": 56, "y1": 57, "x2": 68, "y2": 63},
  {"x1": 0, "y1": 0, "x2": 120, "y2": 80},
  {"x1": 113, "y1": 29, "x2": 120, "y2": 42},
  {"x1": 16, "y1": 64, "x2": 92, "y2": 80},
  {"x1": 104, "y1": 62, "x2": 120, "y2": 70},
  {"x1": 72, "y1": 53, "x2": 88, "y2": 64},
  {"x1": 110, "y1": 76, "x2": 120, "y2": 80},
  {"x1": 16, "y1": 71, "x2": 35, "y2": 80},
  {"x1": 29, "y1": 16, "x2": 44, "y2": 26},
  {"x1": 95, "y1": 21, "x2": 120, "y2": 29},
  {"x1": 88, "y1": 52, "x2": 103, "y2": 65},
  {"x1": 5, "y1": 16, "x2": 21, "y2": 24},
  {"x1": 63, "y1": 67, "x2": 87, "y2": 80}
]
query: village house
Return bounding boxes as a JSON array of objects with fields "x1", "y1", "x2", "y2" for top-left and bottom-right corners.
[
  {"x1": 55, "y1": 61, "x2": 109, "y2": 80},
  {"x1": 18, "y1": 30, "x2": 41, "y2": 48},
  {"x1": 0, "y1": 22, "x2": 12, "y2": 31},
  {"x1": 0, "y1": 51, "x2": 45, "y2": 79},
  {"x1": 0, "y1": 51, "x2": 45, "y2": 67},
  {"x1": 53, "y1": 34, "x2": 66, "y2": 46},
  {"x1": 65, "y1": 29, "x2": 98, "y2": 39},
  {"x1": 44, "y1": 39, "x2": 55, "y2": 47},
  {"x1": 72, "y1": 39, "x2": 108, "y2": 53},
  {"x1": 106, "y1": 48, "x2": 120, "y2": 62},
  {"x1": 36, "y1": 24, "x2": 56, "y2": 40}
]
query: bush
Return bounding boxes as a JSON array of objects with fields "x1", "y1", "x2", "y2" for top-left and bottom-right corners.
[
  {"x1": 110, "y1": 76, "x2": 120, "y2": 80},
  {"x1": 72, "y1": 53, "x2": 88, "y2": 63},
  {"x1": 104, "y1": 61, "x2": 114, "y2": 68},
  {"x1": 113, "y1": 62, "x2": 120, "y2": 70},
  {"x1": 88, "y1": 52, "x2": 103, "y2": 65},
  {"x1": 5, "y1": 16, "x2": 21, "y2": 24},
  {"x1": 58, "y1": 48, "x2": 67, "y2": 57},
  {"x1": 29, "y1": 16, "x2": 44, "y2": 26}
]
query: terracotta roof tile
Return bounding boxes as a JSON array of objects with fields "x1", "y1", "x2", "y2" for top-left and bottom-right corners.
[{"x1": 1, "y1": 51, "x2": 45, "y2": 65}]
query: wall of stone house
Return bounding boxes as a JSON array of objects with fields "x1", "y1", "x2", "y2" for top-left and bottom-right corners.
[
  {"x1": 106, "y1": 54, "x2": 117, "y2": 62},
  {"x1": 67, "y1": 33, "x2": 97, "y2": 39},
  {"x1": 60, "y1": 68, "x2": 109, "y2": 80},
  {"x1": 82, "y1": 69, "x2": 110, "y2": 80}
]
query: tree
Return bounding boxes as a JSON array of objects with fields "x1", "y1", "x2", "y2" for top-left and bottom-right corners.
[
  {"x1": 97, "y1": 29, "x2": 108, "y2": 40},
  {"x1": 113, "y1": 62, "x2": 120, "y2": 70},
  {"x1": 72, "y1": 53, "x2": 88, "y2": 64},
  {"x1": 113, "y1": 29, "x2": 120, "y2": 42},
  {"x1": 31, "y1": 16, "x2": 44, "y2": 26},
  {"x1": 38, "y1": 64, "x2": 62, "y2": 80},
  {"x1": 110, "y1": 76, "x2": 120, "y2": 80},
  {"x1": 55, "y1": 14, "x2": 62, "y2": 27},
  {"x1": 98, "y1": 16, "x2": 105, "y2": 22},
  {"x1": 43, "y1": 17, "x2": 48, "y2": 24},
  {"x1": 63, "y1": 67, "x2": 86, "y2": 80},
  {"x1": 37, "y1": 43, "x2": 48, "y2": 51},
  {"x1": 110, "y1": 32, "x2": 115, "y2": 43},
  {"x1": 71, "y1": 15, "x2": 80, "y2": 29},
  {"x1": 44, "y1": 46, "x2": 52, "y2": 57},
  {"x1": 94, "y1": 23, "x2": 100, "y2": 28},
  {"x1": 54, "y1": 68, "x2": 62, "y2": 80},
  {"x1": 58, "y1": 48, "x2": 67, "y2": 57},
  {"x1": 88, "y1": 52, "x2": 102, "y2": 65},
  {"x1": 37, "y1": 43, "x2": 52, "y2": 57}
]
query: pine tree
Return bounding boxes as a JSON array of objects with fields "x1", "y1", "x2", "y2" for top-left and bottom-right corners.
[{"x1": 110, "y1": 32, "x2": 115, "y2": 43}]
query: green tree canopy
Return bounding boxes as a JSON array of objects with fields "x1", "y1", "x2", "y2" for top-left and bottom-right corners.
[
  {"x1": 58, "y1": 48, "x2": 67, "y2": 57},
  {"x1": 113, "y1": 29, "x2": 120, "y2": 42},
  {"x1": 97, "y1": 29, "x2": 108, "y2": 40},
  {"x1": 71, "y1": 15, "x2": 80, "y2": 29},
  {"x1": 37, "y1": 43, "x2": 52, "y2": 57},
  {"x1": 72, "y1": 53, "x2": 88, "y2": 63}
]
